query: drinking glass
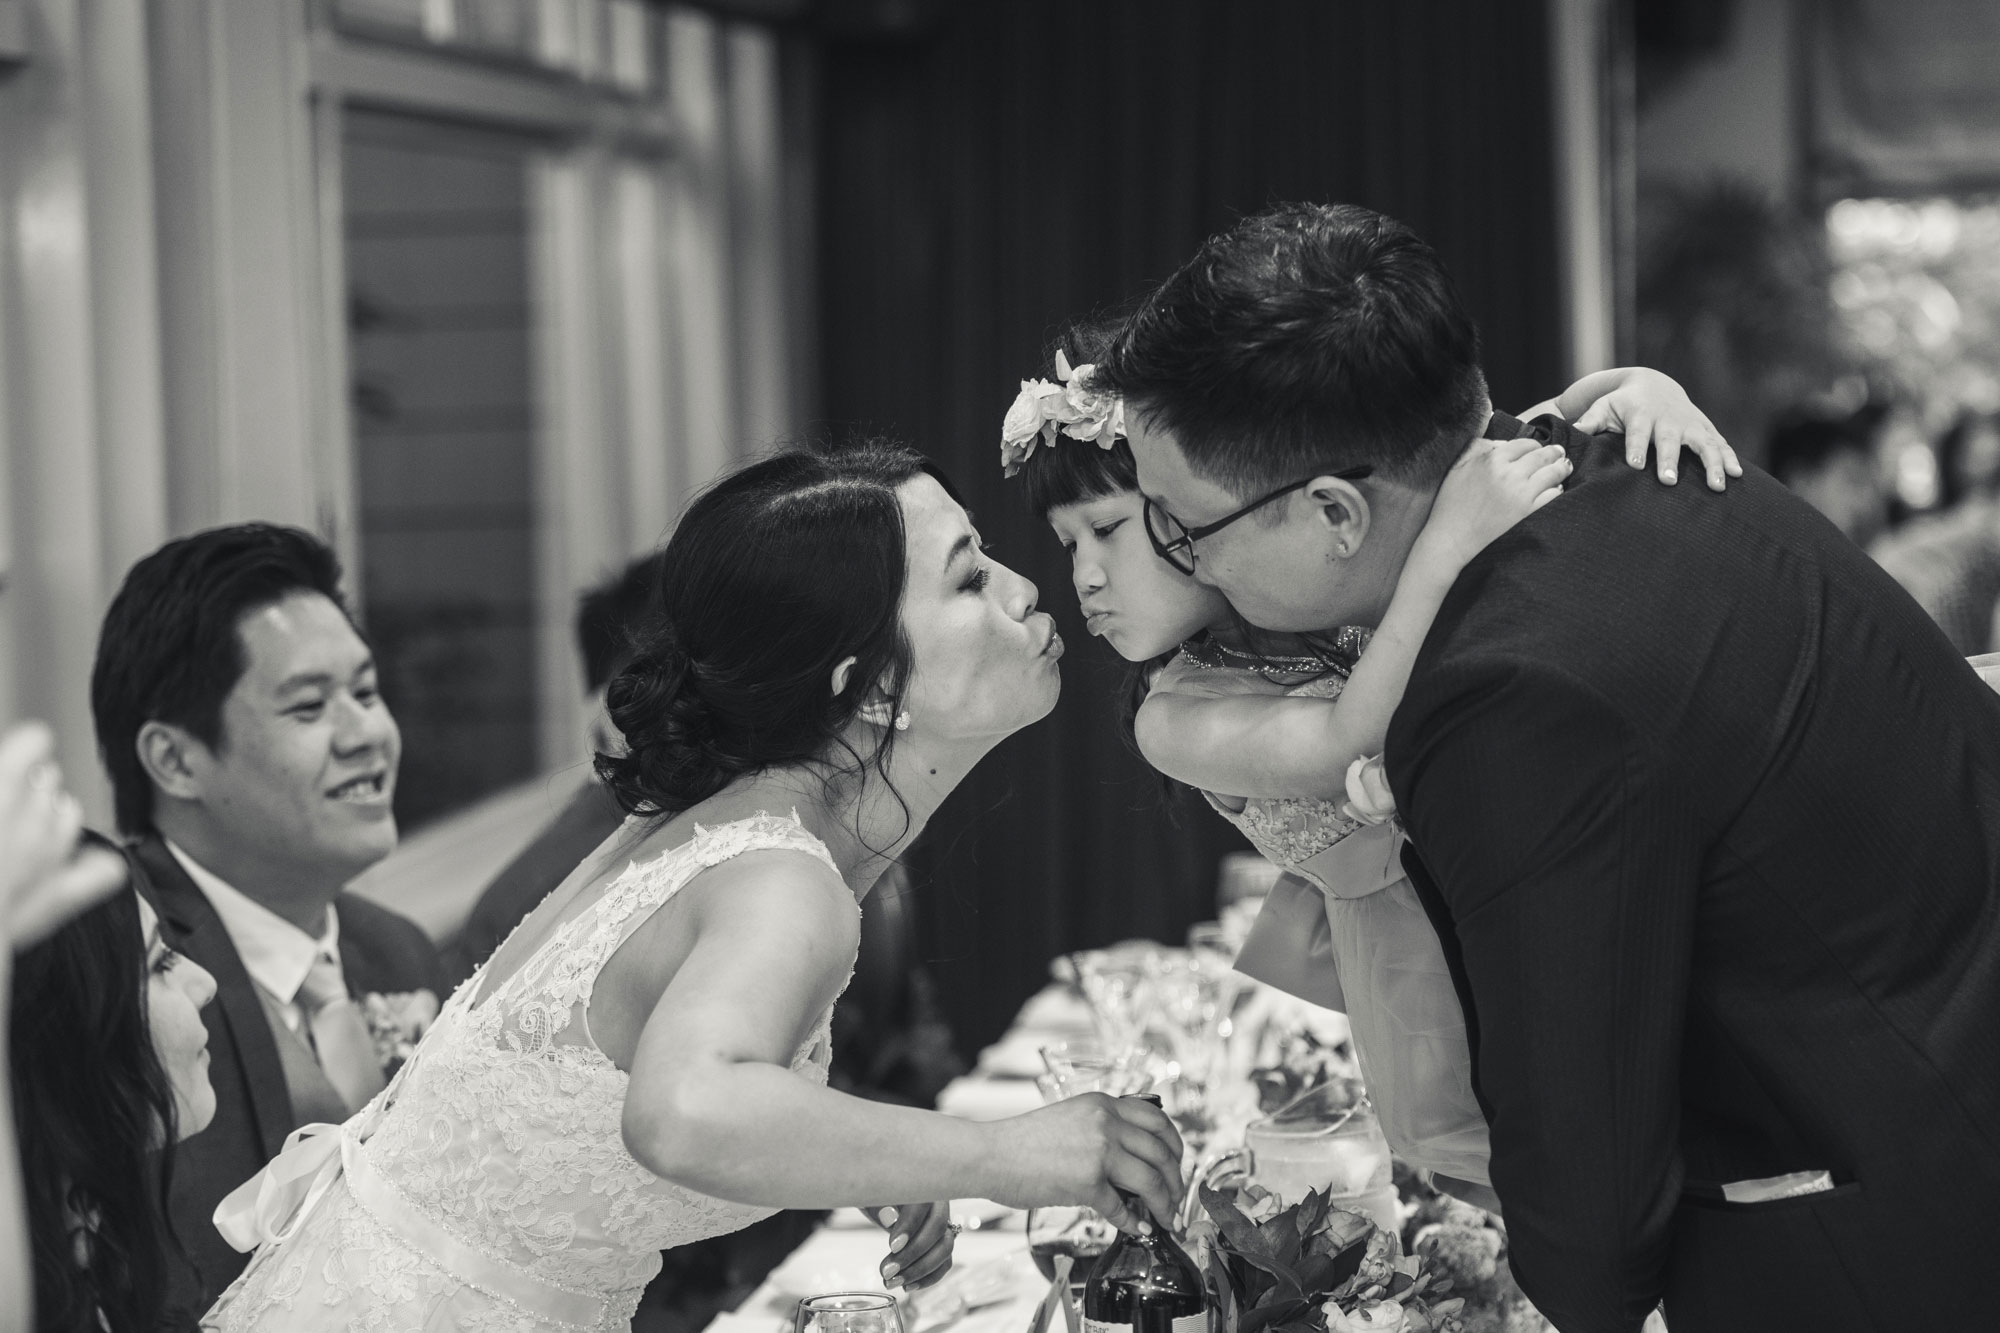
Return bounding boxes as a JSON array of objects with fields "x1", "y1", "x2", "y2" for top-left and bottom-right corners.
[
  {"x1": 794, "y1": 1293, "x2": 905, "y2": 1333},
  {"x1": 1038, "y1": 1040, "x2": 1149, "y2": 1100},
  {"x1": 1068, "y1": 947, "x2": 1157, "y2": 1054}
]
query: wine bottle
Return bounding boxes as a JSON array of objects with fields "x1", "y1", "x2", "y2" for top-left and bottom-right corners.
[
  {"x1": 1079, "y1": 1196, "x2": 1208, "y2": 1333},
  {"x1": 1080, "y1": 1098, "x2": 1209, "y2": 1333}
]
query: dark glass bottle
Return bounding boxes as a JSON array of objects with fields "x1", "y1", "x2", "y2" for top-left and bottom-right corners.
[{"x1": 1079, "y1": 1195, "x2": 1208, "y2": 1333}]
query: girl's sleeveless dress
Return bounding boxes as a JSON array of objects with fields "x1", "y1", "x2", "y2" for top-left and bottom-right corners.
[{"x1": 1152, "y1": 644, "x2": 1492, "y2": 1190}]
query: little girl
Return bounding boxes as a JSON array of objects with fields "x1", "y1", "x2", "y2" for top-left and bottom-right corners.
[{"x1": 1002, "y1": 328, "x2": 1736, "y2": 1212}]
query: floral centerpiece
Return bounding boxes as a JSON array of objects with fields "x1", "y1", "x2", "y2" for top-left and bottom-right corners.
[{"x1": 1194, "y1": 1185, "x2": 1466, "y2": 1333}]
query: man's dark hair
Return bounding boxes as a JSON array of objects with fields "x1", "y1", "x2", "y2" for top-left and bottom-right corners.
[
  {"x1": 1095, "y1": 201, "x2": 1490, "y2": 497},
  {"x1": 91, "y1": 524, "x2": 349, "y2": 836},
  {"x1": 575, "y1": 553, "x2": 667, "y2": 693}
]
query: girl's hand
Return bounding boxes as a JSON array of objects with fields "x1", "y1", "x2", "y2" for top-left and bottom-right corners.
[
  {"x1": 868, "y1": 1202, "x2": 955, "y2": 1291},
  {"x1": 987, "y1": 1093, "x2": 1185, "y2": 1233},
  {"x1": 1572, "y1": 368, "x2": 1741, "y2": 491},
  {"x1": 1415, "y1": 437, "x2": 1573, "y2": 576},
  {"x1": 0, "y1": 723, "x2": 125, "y2": 952}
]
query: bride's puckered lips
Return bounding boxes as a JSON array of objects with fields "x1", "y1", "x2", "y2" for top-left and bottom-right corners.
[{"x1": 1036, "y1": 616, "x2": 1065, "y2": 661}]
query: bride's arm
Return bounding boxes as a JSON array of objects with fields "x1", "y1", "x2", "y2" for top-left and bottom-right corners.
[{"x1": 619, "y1": 852, "x2": 1183, "y2": 1230}]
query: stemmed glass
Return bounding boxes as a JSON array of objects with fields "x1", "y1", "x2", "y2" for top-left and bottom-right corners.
[
  {"x1": 1025, "y1": 1049, "x2": 1129, "y2": 1302},
  {"x1": 794, "y1": 1293, "x2": 905, "y2": 1333},
  {"x1": 1150, "y1": 953, "x2": 1232, "y2": 1152},
  {"x1": 1067, "y1": 947, "x2": 1157, "y2": 1055},
  {"x1": 1037, "y1": 1039, "x2": 1149, "y2": 1100}
]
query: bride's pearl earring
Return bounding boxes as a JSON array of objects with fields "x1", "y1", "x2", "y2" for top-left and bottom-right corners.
[{"x1": 893, "y1": 711, "x2": 911, "y2": 731}]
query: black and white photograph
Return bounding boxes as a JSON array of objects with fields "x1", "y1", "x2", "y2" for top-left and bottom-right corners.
[{"x1": 0, "y1": 2, "x2": 1994, "y2": 1331}]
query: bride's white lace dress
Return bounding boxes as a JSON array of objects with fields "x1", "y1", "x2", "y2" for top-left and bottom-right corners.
[{"x1": 203, "y1": 813, "x2": 853, "y2": 1333}]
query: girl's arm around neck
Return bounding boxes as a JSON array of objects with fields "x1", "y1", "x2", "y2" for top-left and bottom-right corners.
[{"x1": 1134, "y1": 555, "x2": 1458, "y2": 801}]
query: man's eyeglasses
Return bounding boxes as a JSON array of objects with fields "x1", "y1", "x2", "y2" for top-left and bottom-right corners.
[{"x1": 1143, "y1": 465, "x2": 1374, "y2": 575}]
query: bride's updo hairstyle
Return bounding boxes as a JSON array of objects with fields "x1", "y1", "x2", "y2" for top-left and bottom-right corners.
[{"x1": 596, "y1": 438, "x2": 945, "y2": 816}]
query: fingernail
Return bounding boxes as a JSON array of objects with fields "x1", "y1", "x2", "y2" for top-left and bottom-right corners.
[
  {"x1": 883, "y1": 1262, "x2": 900, "y2": 1279},
  {"x1": 1137, "y1": 1220, "x2": 1153, "y2": 1236},
  {"x1": 889, "y1": 1235, "x2": 908, "y2": 1254},
  {"x1": 885, "y1": 1275, "x2": 905, "y2": 1289},
  {"x1": 1663, "y1": 471, "x2": 1676, "y2": 483},
  {"x1": 879, "y1": 1208, "x2": 897, "y2": 1226}
]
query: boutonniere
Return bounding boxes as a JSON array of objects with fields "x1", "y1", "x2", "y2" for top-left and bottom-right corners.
[{"x1": 361, "y1": 989, "x2": 439, "y2": 1079}]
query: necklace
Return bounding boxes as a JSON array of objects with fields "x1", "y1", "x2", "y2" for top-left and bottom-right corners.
[{"x1": 1181, "y1": 625, "x2": 1371, "y2": 680}]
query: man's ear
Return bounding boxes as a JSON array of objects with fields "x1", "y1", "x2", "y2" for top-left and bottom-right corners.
[
  {"x1": 1303, "y1": 475, "x2": 1372, "y2": 558},
  {"x1": 136, "y1": 721, "x2": 207, "y2": 803}
]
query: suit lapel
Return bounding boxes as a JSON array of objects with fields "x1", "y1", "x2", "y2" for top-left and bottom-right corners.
[{"x1": 131, "y1": 838, "x2": 295, "y2": 1160}]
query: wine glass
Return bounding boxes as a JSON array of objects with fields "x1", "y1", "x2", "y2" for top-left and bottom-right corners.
[
  {"x1": 794, "y1": 1293, "x2": 905, "y2": 1333},
  {"x1": 1038, "y1": 1039, "x2": 1149, "y2": 1099},
  {"x1": 1068, "y1": 947, "x2": 1157, "y2": 1054}
]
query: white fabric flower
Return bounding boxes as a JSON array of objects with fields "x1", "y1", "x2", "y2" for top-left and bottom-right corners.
[
  {"x1": 1002, "y1": 380, "x2": 1051, "y2": 446},
  {"x1": 1343, "y1": 754, "x2": 1397, "y2": 825},
  {"x1": 998, "y1": 357, "x2": 1126, "y2": 474}
]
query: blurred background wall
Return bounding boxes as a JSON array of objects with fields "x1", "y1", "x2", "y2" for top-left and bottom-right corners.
[{"x1": 6, "y1": 0, "x2": 2000, "y2": 1062}]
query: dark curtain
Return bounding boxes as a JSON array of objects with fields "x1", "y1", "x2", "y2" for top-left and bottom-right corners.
[{"x1": 811, "y1": 0, "x2": 1566, "y2": 1059}]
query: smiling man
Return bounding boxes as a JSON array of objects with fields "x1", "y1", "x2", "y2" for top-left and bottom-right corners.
[{"x1": 90, "y1": 523, "x2": 440, "y2": 1315}]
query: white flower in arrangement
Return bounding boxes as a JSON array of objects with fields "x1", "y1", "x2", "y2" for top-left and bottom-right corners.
[{"x1": 1323, "y1": 1299, "x2": 1407, "y2": 1333}]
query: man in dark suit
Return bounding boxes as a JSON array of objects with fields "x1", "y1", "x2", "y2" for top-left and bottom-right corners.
[
  {"x1": 89, "y1": 524, "x2": 442, "y2": 1318},
  {"x1": 1106, "y1": 202, "x2": 2000, "y2": 1331}
]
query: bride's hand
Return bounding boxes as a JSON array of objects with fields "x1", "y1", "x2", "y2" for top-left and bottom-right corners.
[
  {"x1": 986, "y1": 1093, "x2": 1185, "y2": 1233},
  {"x1": 867, "y1": 1202, "x2": 954, "y2": 1291},
  {"x1": 1412, "y1": 437, "x2": 1573, "y2": 577}
]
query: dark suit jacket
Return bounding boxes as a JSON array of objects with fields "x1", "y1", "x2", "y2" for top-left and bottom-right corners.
[
  {"x1": 1385, "y1": 414, "x2": 2000, "y2": 1332},
  {"x1": 127, "y1": 835, "x2": 442, "y2": 1321}
]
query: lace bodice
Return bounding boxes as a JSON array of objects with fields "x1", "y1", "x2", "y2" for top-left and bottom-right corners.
[
  {"x1": 1212, "y1": 673, "x2": 1371, "y2": 881},
  {"x1": 209, "y1": 812, "x2": 854, "y2": 1332}
]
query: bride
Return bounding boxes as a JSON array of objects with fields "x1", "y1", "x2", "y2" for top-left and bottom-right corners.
[{"x1": 203, "y1": 440, "x2": 1185, "y2": 1332}]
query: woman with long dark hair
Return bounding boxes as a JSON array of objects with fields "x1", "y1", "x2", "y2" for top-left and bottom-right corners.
[
  {"x1": 0, "y1": 718, "x2": 204, "y2": 1332},
  {"x1": 9, "y1": 887, "x2": 217, "y2": 1332},
  {"x1": 204, "y1": 439, "x2": 1185, "y2": 1333}
]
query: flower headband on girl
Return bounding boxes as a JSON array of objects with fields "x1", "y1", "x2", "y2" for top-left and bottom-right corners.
[{"x1": 999, "y1": 350, "x2": 1126, "y2": 477}]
